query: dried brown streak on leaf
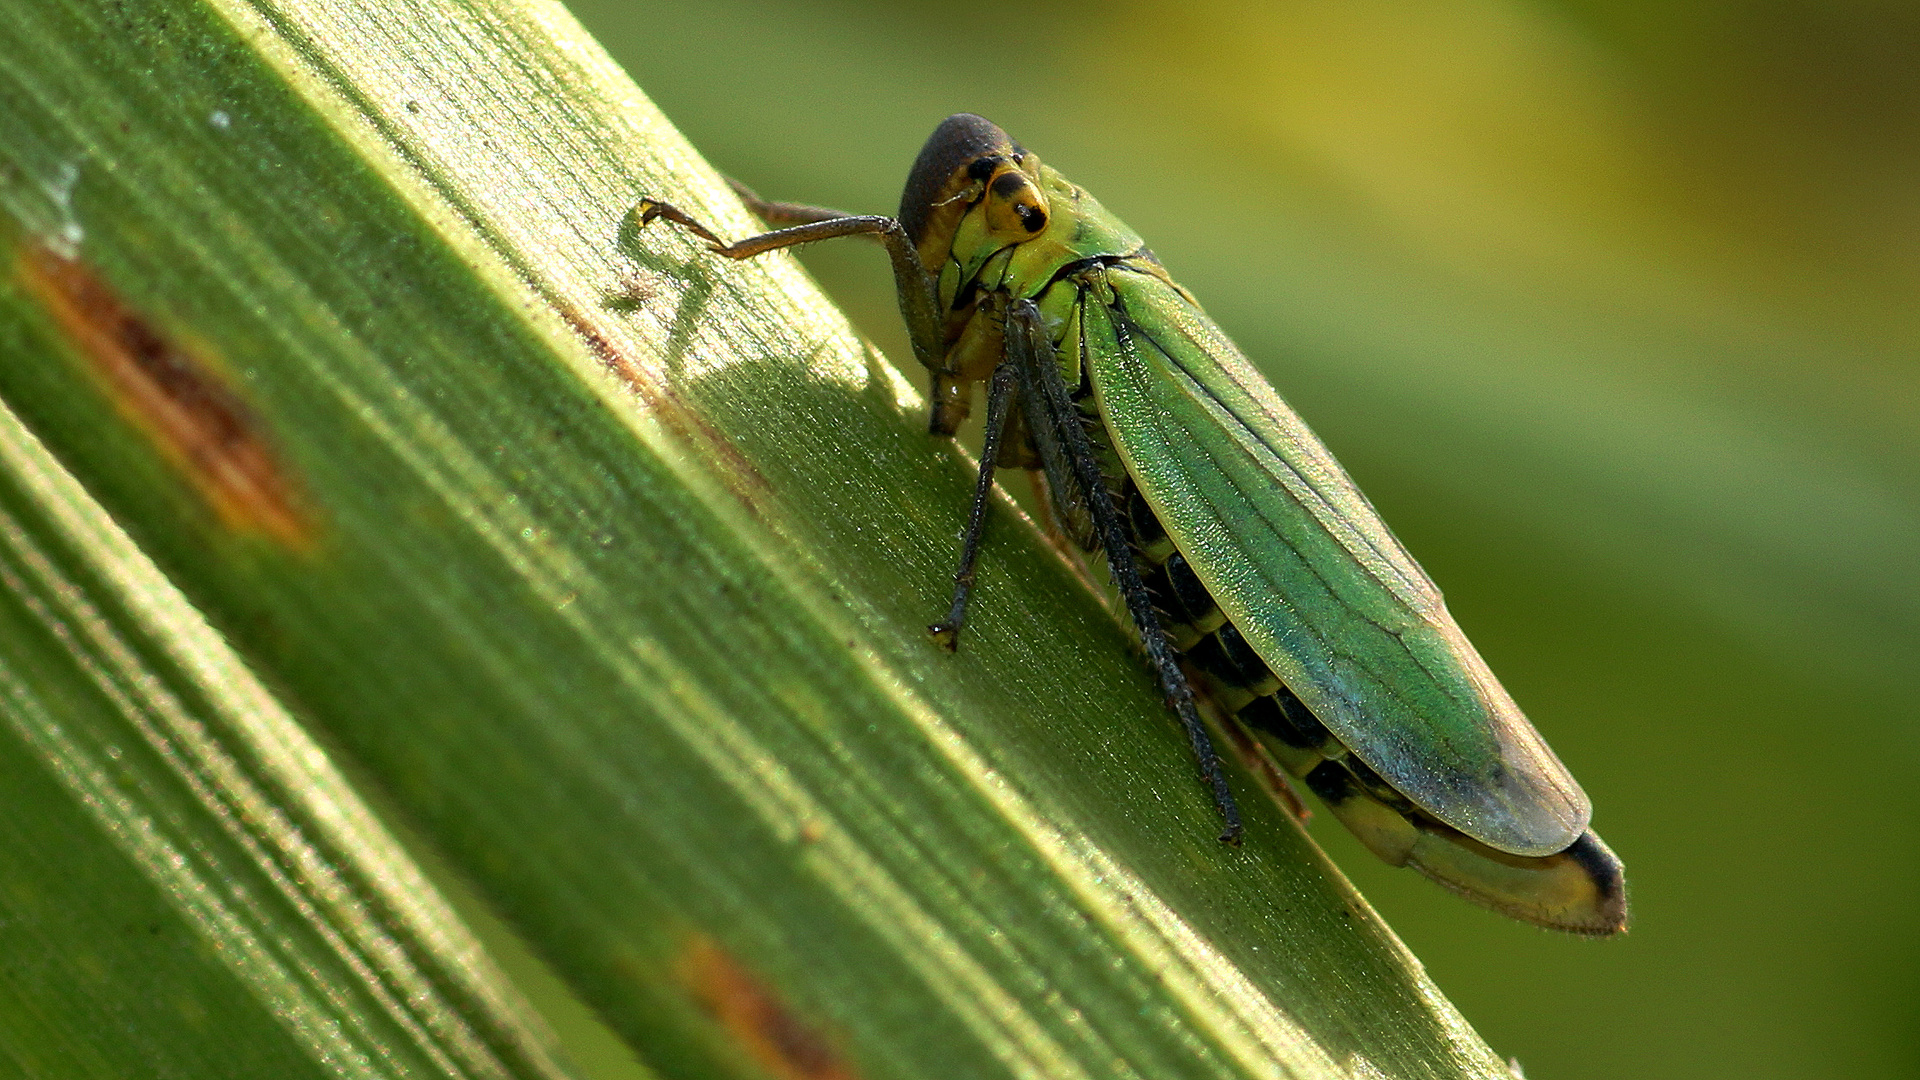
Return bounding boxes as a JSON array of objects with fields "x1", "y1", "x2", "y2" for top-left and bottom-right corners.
[
  {"x1": 677, "y1": 934, "x2": 861, "y2": 1080},
  {"x1": 17, "y1": 244, "x2": 318, "y2": 550}
]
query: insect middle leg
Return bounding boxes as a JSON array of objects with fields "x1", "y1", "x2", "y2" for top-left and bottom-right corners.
[
  {"x1": 928, "y1": 355, "x2": 1021, "y2": 650},
  {"x1": 725, "y1": 179, "x2": 858, "y2": 228}
]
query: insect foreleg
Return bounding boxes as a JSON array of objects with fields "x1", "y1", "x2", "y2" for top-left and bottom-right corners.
[
  {"x1": 632, "y1": 197, "x2": 946, "y2": 377},
  {"x1": 1007, "y1": 300, "x2": 1244, "y2": 845}
]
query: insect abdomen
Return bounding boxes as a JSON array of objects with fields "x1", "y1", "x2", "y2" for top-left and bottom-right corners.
[
  {"x1": 1122, "y1": 479, "x2": 1339, "y2": 754},
  {"x1": 1121, "y1": 474, "x2": 1442, "y2": 845}
]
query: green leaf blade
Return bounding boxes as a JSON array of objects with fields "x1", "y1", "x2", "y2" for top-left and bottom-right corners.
[
  {"x1": 0, "y1": 397, "x2": 583, "y2": 1080},
  {"x1": 0, "y1": 0, "x2": 1520, "y2": 1076}
]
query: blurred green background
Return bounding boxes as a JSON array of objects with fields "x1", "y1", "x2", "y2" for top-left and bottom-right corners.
[{"x1": 563, "y1": 1, "x2": 1918, "y2": 1077}]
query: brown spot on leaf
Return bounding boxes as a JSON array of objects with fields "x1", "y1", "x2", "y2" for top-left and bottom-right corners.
[
  {"x1": 677, "y1": 935, "x2": 859, "y2": 1080},
  {"x1": 17, "y1": 245, "x2": 317, "y2": 550}
]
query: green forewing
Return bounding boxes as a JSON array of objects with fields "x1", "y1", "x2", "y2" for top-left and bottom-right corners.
[{"x1": 1072, "y1": 266, "x2": 1588, "y2": 857}]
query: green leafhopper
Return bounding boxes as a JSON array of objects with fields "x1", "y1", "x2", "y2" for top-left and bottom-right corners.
[{"x1": 635, "y1": 114, "x2": 1626, "y2": 935}]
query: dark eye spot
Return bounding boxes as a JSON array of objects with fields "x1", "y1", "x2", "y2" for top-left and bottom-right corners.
[
  {"x1": 989, "y1": 171, "x2": 1026, "y2": 197},
  {"x1": 968, "y1": 156, "x2": 1002, "y2": 181},
  {"x1": 1016, "y1": 204, "x2": 1047, "y2": 232}
]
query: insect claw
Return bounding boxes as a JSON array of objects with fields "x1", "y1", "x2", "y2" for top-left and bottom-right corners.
[{"x1": 928, "y1": 622, "x2": 960, "y2": 651}]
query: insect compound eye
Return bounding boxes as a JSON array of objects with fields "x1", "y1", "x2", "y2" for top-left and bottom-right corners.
[{"x1": 984, "y1": 168, "x2": 1050, "y2": 237}]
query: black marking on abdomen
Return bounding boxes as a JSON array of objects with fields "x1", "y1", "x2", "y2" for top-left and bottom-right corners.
[
  {"x1": 1344, "y1": 756, "x2": 1415, "y2": 813},
  {"x1": 1239, "y1": 686, "x2": 1331, "y2": 750},
  {"x1": 1188, "y1": 620, "x2": 1282, "y2": 697},
  {"x1": 1564, "y1": 832, "x2": 1626, "y2": 906},
  {"x1": 1122, "y1": 476, "x2": 1445, "y2": 830},
  {"x1": 1305, "y1": 761, "x2": 1355, "y2": 805},
  {"x1": 1096, "y1": 441, "x2": 1451, "y2": 842},
  {"x1": 1144, "y1": 552, "x2": 1222, "y2": 636},
  {"x1": 1164, "y1": 554, "x2": 1218, "y2": 627},
  {"x1": 1127, "y1": 487, "x2": 1172, "y2": 558}
]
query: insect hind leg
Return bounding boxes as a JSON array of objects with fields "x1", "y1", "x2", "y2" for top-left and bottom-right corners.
[{"x1": 1007, "y1": 300, "x2": 1243, "y2": 845}]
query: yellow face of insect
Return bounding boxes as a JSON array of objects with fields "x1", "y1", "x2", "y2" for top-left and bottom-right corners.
[{"x1": 979, "y1": 160, "x2": 1050, "y2": 242}]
